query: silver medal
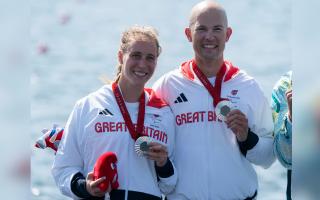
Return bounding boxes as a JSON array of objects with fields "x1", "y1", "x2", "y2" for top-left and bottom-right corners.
[
  {"x1": 215, "y1": 100, "x2": 233, "y2": 121},
  {"x1": 134, "y1": 136, "x2": 154, "y2": 157}
]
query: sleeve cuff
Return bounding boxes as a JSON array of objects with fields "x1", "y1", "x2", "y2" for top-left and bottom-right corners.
[
  {"x1": 155, "y1": 158, "x2": 174, "y2": 178},
  {"x1": 71, "y1": 172, "x2": 105, "y2": 199},
  {"x1": 237, "y1": 129, "x2": 259, "y2": 156}
]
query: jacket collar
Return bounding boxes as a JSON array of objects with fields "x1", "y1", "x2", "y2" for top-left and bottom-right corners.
[{"x1": 180, "y1": 59, "x2": 240, "y2": 83}]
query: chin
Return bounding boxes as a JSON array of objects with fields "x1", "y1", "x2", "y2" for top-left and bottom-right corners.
[
  {"x1": 132, "y1": 78, "x2": 149, "y2": 86},
  {"x1": 198, "y1": 55, "x2": 217, "y2": 62},
  {"x1": 198, "y1": 51, "x2": 216, "y2": 59}
]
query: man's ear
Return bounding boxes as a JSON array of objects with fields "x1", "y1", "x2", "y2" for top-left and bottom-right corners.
[
  {"x1": 185, "y1": 27, "x2": 192, "y2": 42},
  {"x1": 226, "y1": 27, "x2": 232, "y2": 42},
  {"x1": 118, "y1": 51, "x2": 123, "y2": 64}
]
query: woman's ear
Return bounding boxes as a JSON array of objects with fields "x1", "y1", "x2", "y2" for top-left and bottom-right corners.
[{"x1": 118, "y1": 51, "x2": 123, "y2": 64}]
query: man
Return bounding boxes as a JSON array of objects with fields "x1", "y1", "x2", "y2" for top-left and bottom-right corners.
[
  {"x1": 153, "y1": 1, "x2": 275, "y2": 199},
  {"x1": 271, "y1": 71, "x2": 292, "y2": 200}
]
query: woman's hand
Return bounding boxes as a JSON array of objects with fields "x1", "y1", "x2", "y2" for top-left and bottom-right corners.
[{"x1": 86, "y1": 171, "x2": 110, "y2": 197}]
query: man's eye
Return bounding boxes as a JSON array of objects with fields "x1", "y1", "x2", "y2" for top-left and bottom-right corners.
[
  {"x1": 131, "y1": 54, "x2": 141, "y2": 59},
  {"x1": 214, "y1": 27, "x2": 223, "y2": 32},
  {"x1": 196, "y1": 27, "x2": 206, "y2": 31}
]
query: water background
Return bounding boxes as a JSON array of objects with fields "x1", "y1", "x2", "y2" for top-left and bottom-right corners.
[{"x1": 31, "y1": 0, "x2": 291, "y2": 199}]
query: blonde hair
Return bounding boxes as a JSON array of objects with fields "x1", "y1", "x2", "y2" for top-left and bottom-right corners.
[{"x1": 115, "y1": 25, "x2": 161, "y2": 82}]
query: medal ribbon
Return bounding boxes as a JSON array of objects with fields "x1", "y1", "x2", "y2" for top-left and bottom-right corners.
[
  {"x1": 112, "y1": 82, "x2": 145, "y2": 141},
  {"x1": 192, "y1": 61, "x2": 227, "y2": 107}
]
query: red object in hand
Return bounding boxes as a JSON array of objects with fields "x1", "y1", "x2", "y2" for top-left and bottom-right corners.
[{"x1": 93, "y1": 152, "x2": 119, "y2": 192}]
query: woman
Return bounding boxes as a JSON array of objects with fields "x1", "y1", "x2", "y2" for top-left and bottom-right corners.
[{"x1": 52, "y1": 26, "x2": 177, "y2": 200}]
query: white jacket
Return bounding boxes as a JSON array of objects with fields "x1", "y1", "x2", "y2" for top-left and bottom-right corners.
[
  {"x1": 52, "y1": 84, "x2": 177, "y2": 199},
  {"x1": 153, "y1": 60, "x2": 275, "y2": 200}
]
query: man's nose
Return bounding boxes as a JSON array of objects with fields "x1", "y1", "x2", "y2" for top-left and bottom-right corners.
[{"x1": 205, "y1": 30, "x2": 216, "y2": 40}]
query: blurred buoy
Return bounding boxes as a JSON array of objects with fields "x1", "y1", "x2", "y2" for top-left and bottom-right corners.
[
  {"x1": 37, "y1": 43, "x2": 49, "y2": 55},
  {"x1": 59, "y1": 13, "x2": 71, "y2": 25}
]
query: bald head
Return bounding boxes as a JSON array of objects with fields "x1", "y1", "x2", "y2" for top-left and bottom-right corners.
[{"x1": 189, "y1": 1, "x2": 228, "y2": 28}]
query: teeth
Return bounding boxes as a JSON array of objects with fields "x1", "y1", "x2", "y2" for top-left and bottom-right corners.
[
  {"x1": 134, "y1": 71, "x2": 147, "y2": 77},
  {"x1": 203, "y1": 44, "x2": 216, "y2": 49}
]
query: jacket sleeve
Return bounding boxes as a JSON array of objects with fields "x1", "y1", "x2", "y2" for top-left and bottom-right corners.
[
  {"x1": 51, "y1": 101, "x2": 85, "y2": 199},
  {"x1": 152, "y1": 74, "x2": 173, "y2": 105},
  {"x1": 244, "y1": 83, "x2": 276, "y2": 169},
  {"x1": 156, "y1": 109, "x2": 178, "y2": 195},
  {"x1": 271, "y1": 73, "x2": 292, "y2": 169},
  {"x1": 152, "y1": 75, "x2": 178, "y2": 193}
]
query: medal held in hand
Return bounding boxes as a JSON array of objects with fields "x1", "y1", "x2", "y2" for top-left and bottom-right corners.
[
  {"x1": 215, "y1": 100, "x2": 233, "y2": 121},
  {"x1": 134, "y1": 136, "x2": 154, "y2": 157}
]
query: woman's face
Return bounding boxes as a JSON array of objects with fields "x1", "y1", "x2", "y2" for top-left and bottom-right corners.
[{"x1": 118, "y1": 40, "x2": 158, "y2": 87}]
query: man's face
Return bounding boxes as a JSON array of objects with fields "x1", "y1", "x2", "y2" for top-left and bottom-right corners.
[{"x1": 186, "y1": 9, "x2": 232, "y2": 62}]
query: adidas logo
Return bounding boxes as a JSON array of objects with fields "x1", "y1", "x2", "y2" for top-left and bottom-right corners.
[
  {"x1": 99, "y1": 108, "x2": 113, "y2": 116},
  {"x1": 174, "y1": 93, "x2": 188, "y2": 103}
]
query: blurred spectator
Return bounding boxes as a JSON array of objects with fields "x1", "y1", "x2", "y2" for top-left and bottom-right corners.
[{"x1": 271, "y1": 71, "x2": 292, "y2": 200}]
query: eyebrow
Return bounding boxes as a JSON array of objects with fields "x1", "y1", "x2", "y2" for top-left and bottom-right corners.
[
  {"x1": 195, "y1": 24, "x2": 224, "y2": 29},
  {"x1": 130, "y1": 51, "x2": 142, "y2": 55},
  {"x1": 130, "y1": 51, "x2": 156, "y2": 57},
  {"x1": 213, "y1": 25, "x2": 225, "y2": 29}
]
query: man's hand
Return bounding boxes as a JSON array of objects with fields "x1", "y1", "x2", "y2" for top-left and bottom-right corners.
[
  {"x1": 86, "y1": 172, "x2": 109, "y2": 197},
  {"x1": 146, "y1": 143, "x2": 168, "y2": 167},
  {"x1": 286, "y1": 90, "x2": 292, "y2": 121},
  {"x1": 226, "y1": 109, "x2": 249, "y2": 142}
]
